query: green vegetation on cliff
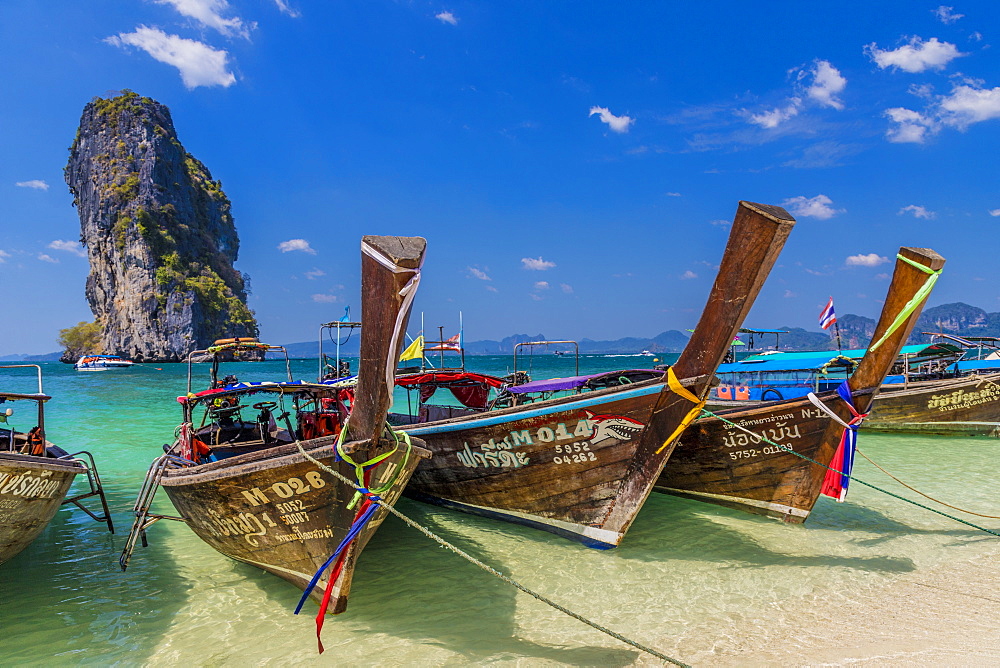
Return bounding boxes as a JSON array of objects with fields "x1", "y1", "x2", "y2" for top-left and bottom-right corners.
[{"x1": 58, "y1": 321, "x2": 102, "y2": 358}]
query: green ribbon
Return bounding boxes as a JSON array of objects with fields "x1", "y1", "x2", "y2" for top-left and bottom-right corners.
[
  {"x1": 867, "y1": 254, "x2": 942, "y2": 353},
  {"x1": 334, "y1": 419, "x2": 413, "y2": 509}
]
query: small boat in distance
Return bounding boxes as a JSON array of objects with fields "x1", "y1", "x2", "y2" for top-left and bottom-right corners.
[{"x1": 74, "y1": 354, "x2": 134, "y2": 371}]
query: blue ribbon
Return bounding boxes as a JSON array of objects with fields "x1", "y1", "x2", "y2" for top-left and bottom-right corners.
[
  {"x1": 293, "y1": 495, "x2": 383, "y2": 615},
  {"x1": 835, "y1": 380, "x2": 858, "y2": 496}
]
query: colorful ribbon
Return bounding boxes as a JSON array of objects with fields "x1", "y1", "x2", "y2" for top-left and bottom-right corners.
[
  {"x1": 868, "y1": 254, "x2": 942, "y2": 353},
  {"x1": 655, "y1": 367, "x2": 707, "y2": 454}
]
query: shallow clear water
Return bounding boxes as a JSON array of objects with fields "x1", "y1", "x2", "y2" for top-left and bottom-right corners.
[{"x1": 1, "y1": 358, "x2": 997, "y2": 665}]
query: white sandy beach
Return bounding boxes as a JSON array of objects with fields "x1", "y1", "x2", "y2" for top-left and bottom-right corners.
[{"x1": 698, "y1": 544, "x2": 1000, "y2": 666}]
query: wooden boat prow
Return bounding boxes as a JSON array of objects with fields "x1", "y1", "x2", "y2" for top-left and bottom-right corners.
[
  {"x1": 160, "y1": 436, "x2": 429, "y2": 612},
  {"x1": 657, "y1": 247, "x2": 947, "y2": 521},
  {"x1": 122, "y1": 234, "x2": 431, "y2": 616},
  {"x1": 401, "y1": 201, "x2": 796, "y2": 547}
]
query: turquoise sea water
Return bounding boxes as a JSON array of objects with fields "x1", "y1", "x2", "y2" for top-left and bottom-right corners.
[{"x1": 1, "y1": 357, "x2": 998, "y2": 665}]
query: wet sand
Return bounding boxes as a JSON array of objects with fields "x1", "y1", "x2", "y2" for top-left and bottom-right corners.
[{"x1": 699, "y1": 543, "x2": 1000, "y2": 666}]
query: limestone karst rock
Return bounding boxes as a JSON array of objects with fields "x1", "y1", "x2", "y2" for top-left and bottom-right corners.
[{"x1": 64, "y1": 91, "x2": 258, "y2": 362}]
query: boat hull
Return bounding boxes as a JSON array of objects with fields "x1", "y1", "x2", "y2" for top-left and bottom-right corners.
[
  {"x1": 0, "y1": 452, "x2": 83, "y2": 565},
  {"x1": 160, "y1": 437, "x2": 428, "y2": 613},
  {"x1": 865, "y1": 373, "x2": 1000, "y2": 437},
  {"x1": 655, "y1": 393, "x2": 845, "y2": 522},
  {"x1": 402, "y1": 379, "x2": 678, "y2": 548}
]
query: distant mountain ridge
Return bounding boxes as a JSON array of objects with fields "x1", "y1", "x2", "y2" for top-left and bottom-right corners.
[{"x1": 6, "y1": 302, "x2": 998, "y2": 361}]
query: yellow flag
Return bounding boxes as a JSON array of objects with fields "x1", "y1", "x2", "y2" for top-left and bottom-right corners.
[{"x1": 399, "y1": 335, "x2": 424, "y2": 361}]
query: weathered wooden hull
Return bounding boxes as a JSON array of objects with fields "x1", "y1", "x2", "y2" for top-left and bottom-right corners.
[
  {"x1": 402, "y1": 378, "x2": 690, "y2": 548},
  {"x1": 160, "y1": 437, "x2": 429, "y2": 613},
  {"x1": 0, "y1": 451, "x2": 83, "y2": 565},
  {"x1": 654, "y1": 393, "x2": 855, "y2": 521},
  {"x1": 865, "y1": 373, "x2": 1000, "y2": 437}
]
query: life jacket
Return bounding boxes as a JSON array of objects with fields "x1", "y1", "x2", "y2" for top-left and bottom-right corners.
[{"x1": 27, "y1": 427, "x2": 45, "y2": 456}]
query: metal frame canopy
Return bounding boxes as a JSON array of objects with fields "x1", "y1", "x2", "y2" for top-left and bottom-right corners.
[
  {"x1": 185, "y1": 342, "x2": 292, "y2": 394},
  {"x1": 513, "y1": 340, "x2": 579, "y2": 377},
  {"x1": 318, "y1": 320, "x2": 363, "y2": 382}
]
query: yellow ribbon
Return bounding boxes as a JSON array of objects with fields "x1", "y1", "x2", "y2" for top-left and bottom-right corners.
[{"x1": 655, "y1": 367, "x2": 707, "y2": 454}]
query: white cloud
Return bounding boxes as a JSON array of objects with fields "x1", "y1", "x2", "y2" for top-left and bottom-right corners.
[
  {"x1": 529, "y1": 293, "x2": 543, "y2": 301},
  {"x1": 106, "y1": 27, "x2": 236, "y2": 89},
  {"x1": 560, "y1": 283, "x2": 573, "y2": 294},
  {"x1": 784, "y1": 290, "x2": 797, "y2": 298},
  {"x1": 884, "y1": 107, "x2": 937, "y2": 143},
  {"x1": 48, "y1": 240, "x2": 86, "y2": 257},
  {"x1": 467, "y1": 266, "x2": 491, "y2": 281},
  {"x1": 273, "y1": 0, "x2": 300, "y2": 18},
  {"x1": 155, "y1": 0, "x2": 252, "y2": 38},
  {"x1": 933, "y1": 6, "x2": 963, "y2": 24},
  {"x1": 866, "y1": 36, "x2": 964, "y2": 73},
  {"x1": 875, "y1": 272, "x2": 890, "y2": 280},
  {"x1": 311, "y1": 293, "x2": 338, "y2": 303},
  {"x1": 485, "y1": 285, "x2": 499, "y2": 293},
  {"x1": 435, "y1": 11, "x2": 458, "y2": 25},
  {"x1": 278, "y1": 238, "x2": 315, "y2": 254},
  {"x1": 898, "y1": 204, "x2": 936, "y2": 219},
  {"x1": 680, "y1": 270, "x2": 697, "y2": 280},
  {"x1": 807, "y1": 60, "x2": 847, "y2": 110},
  {"x1": 38, "y1": 253, "x2": 58, "y2": 264},
  {"x1": 709, "y1": 219, "x2": 730, "y2": 227},
  {"x1": 521, "y1": 256, "x2": 555, "y2": 270},
  {"x1": 16, "y1": 180, "x2": 49, "y2": 190},
  {"x1": 304, "y1": 268, "x2": 325, "y2": 280},
  {"x1": 665, "y1": 192, "x2": 682, "y2": 197},
  {"x1": 846, "y1": 253, "x2": 889, "y2": 267},
  {"x1": 748, "y1": 99, "x2": 801, "y2": 129},
  {"x1": 989, "y1": 208, "x2": 1000, "y2": 217},
  {"x1": 938, "y1": 85, "x2": 1000, "y2": 129},
  {"x1": 782, "y1": 194, "x2": 844, "y2": 220},
  {"x1": 589, "y1": 106, "x2": 634, "y2": 133},
  {"x1": 0, "y1": 250, "x2": 10, "y2": 263},
  {"x1": 534, "y1": 281, "x2": 550, "y2": 290}
]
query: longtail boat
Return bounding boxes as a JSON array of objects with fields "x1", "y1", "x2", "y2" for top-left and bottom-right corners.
[
  {"x1": 399, "y1": 201, "x2": 796, "y2": 548},
  {"x1": 703, "y1": 334, "x2": 1000, "y2": 437},
  {"x1": 863, "y1": 373, "x2": 1000, "y2": 437},
  {"x1": 1, "y1": 365, "x2": 113, "y2": 565},
  {"x1": 120, "y1": 236, "x2": 431, "y2": 619},
  {"x1": 655, "y1": 247, "x2": 946, "y2": 521}
]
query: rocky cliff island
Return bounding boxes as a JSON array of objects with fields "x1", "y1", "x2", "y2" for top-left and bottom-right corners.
[{"x1": 65, "y1": 91, "x2": 258, "y2": 362}]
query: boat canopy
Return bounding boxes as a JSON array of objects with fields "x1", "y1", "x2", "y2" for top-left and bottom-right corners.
[
  {"x1": 739, "y1": 342, "x2": 962, "y2": 366},
  {"x1": 950, "y1": 359, "x2": 1000, "y2": 372},
  {"x1": 716, "y1": 354, "x2": 856, "y2": 374},
  {"x1": 180, "y1": 380, "x2": 345, "y2": 403},
  {"x1": 508, "y1": 369, "x2": 661, "y2": 394},
  {"x1": 395, "y1": 371, "x2": 505, "y2": 410}
]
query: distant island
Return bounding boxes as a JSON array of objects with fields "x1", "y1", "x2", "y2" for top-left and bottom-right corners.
[{"x1": 7, "y1": 301, "x2": 999, "y2": 361}]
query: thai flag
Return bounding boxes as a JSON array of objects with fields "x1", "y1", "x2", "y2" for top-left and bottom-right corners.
[{"x1": 818, "y1": 297, "x2": 837, "y2": 330}]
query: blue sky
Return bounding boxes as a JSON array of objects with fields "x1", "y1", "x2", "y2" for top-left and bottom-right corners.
[{"x1": 2, "y1": 1, "x2": 999, "y2": 354}]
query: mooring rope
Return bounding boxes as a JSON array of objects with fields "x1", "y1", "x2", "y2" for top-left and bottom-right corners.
[
  {"x1": 854, "y1": 448, "x2": 1000, "y2": 519},
  {"x1": 294, "y1": 438, "x2": 689, "y2": 667},
  {"x1": 702, "y1": 408, "x2": 1000, "y2": 538}
]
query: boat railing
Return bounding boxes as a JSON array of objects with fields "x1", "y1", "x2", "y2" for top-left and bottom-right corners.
[
  {"x1": 120, "y1": 454, "x2": 195, "y2": 571},
  {"x1": 0, "y1": 364, "x2": 44, "y2": 394},
  {"x1": 58, "y1": 450, "x2": 115, "y2": 533}
]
